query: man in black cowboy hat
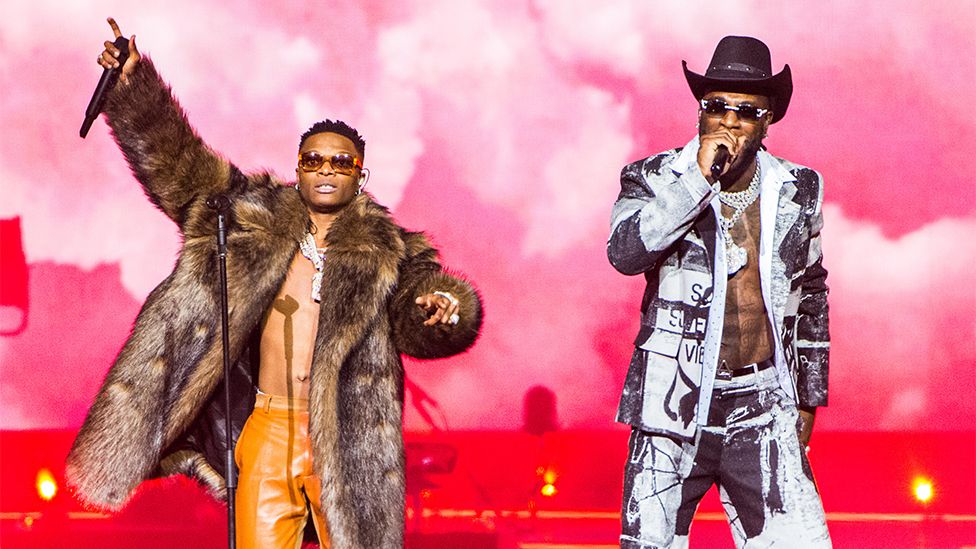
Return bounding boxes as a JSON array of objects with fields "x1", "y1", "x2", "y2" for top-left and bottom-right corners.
[{"x1": 608, "y1": 36, "x2": 831, "y2": 547}]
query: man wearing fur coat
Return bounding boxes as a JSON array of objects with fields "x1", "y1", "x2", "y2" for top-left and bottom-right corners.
[{"x1": 66, "y1": 19, "x2": 483, "y2": 549}]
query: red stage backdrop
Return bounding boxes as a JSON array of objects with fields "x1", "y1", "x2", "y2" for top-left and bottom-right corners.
[{"x1": 1, "y1": 1, "x2": 974, "y2": 435}]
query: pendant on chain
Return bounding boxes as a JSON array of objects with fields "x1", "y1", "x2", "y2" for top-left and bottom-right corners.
[
  {"x1": 299, "y1": 232, "x2": 326, "y2": 302},
  {"x1": 719, "y1": 166, "x2": 761, "y2": 277},
  {"x1": 725, "y1": 241, "x2": 748, "y2": 276}
]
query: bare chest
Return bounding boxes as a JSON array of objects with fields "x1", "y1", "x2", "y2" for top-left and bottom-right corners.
[
  {"x1": 723, "y1": 199, "x2": 763, "y2": 293},
  {"x1": 719, "y1": 200, "x2": 774, "y2": 366},
  {"x1": 257, "y1": 251, "x2": 323, "y2": 396},
  {"x1": 275, "y1": 252, "x2": 323, "y2": 313}
]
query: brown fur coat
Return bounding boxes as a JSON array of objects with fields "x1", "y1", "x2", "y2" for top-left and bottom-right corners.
[{"x1": 65, "y1": 58, "x2": 483, "y2": 549}]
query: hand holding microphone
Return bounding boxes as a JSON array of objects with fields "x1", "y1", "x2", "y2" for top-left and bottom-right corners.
[
  {"x1": 698, "y1": 130, "x2": 739, "y2": 183},
  {"x1": 81, "y1": 18, "x2": 141, "y2": 138}
]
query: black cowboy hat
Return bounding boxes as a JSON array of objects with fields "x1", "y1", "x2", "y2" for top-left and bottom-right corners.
[{"x1": 683, "y1": 36, "x2": 793, "y2": 123}]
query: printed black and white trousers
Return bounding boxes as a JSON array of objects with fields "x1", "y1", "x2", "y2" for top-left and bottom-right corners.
[{"x1": 620, "y1": 367, "x2": 831, "y2": 548}]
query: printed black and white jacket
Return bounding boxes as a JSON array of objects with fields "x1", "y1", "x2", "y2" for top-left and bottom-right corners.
[{"x1": 608, "y1": 136, "x2": 829, "y2": 441}]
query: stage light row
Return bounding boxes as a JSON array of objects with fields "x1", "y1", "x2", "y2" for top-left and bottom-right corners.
[{"x1": 22, "y1": 468, "x2": 940, "y2": 507}]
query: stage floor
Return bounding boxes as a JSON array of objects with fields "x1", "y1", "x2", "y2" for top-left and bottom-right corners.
[{"x1": 2, "y1": 430, "x2": 973, "y2": 548}]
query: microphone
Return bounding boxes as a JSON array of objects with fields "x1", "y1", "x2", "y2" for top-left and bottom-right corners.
[
  {"x1": 710, "y1": 145, "x2": 730, "y2": 181},
  {"x1": 80, "y1": 36, "x2": 130, "y2": 138},
  {"x1": 205, "y1": 195, "x2": 231, "y2": 211},
  {"x1": 206, "y1": 195, "x2": 231, "y2": 250}
]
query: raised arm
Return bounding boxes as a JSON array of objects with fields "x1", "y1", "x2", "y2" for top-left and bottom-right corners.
[
  {"x1": 607, "y1": 154, "x2": 717, "y2": 275},
  {"x1": 389, "y1": 232, "x2": 483, "y2": 359},
  {"x1": 97, "y1": 18, "x2": 231, "y2": 224}
]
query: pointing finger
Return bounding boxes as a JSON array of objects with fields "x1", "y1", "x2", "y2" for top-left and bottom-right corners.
[{"x1": 107, "y1": 17, "x2": 123, "y2": 38}]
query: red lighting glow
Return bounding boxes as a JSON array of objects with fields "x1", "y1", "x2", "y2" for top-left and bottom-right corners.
[{"x1": 36, "y1": 468, "x2": 57, "y2": 501}]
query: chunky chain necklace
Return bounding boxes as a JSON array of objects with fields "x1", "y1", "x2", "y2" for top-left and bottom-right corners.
[
  {"x1": 718, "y1": 165, "x2": 761, "y2": 276},
  {"x1": 299, "y1": 232, "x2": 326, "y2": 302}
]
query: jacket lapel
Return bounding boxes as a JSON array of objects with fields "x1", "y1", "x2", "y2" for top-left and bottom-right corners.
[{"x1": 759, "y1": 152, "x2": 801, "y2": 332}]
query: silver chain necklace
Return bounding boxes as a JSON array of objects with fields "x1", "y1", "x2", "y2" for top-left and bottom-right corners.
[
  {"x1": 299, "y1": 232, "x2": 326, "y2": 302},
  {"x1": 718, "y1": 165, "x2": 761, "y2": 276}
]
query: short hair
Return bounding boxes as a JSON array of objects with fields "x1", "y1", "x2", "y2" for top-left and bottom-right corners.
[{"x1": 299, "y1": 120, "x2": 366, "y2": 160}]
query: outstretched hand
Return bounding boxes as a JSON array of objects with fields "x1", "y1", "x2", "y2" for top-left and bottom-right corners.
[
  {"x1": 415, "y1": 293, "x2": 460, "y2": 327},
  {"x1": 97, "y1": 17, "x2": 141, "y2": 85}
]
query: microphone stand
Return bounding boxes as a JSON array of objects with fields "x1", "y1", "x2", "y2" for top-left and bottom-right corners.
[
  {"x1": 207, "y1": 194, "x2": 236, "y2": 549},
  {"x1": 404, "y1": 375, "x2": 444, "y2": 431}
]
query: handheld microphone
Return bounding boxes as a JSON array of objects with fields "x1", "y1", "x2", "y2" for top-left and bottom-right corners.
[
  {"x1": 710, "y1": 145, "x2": 730, "y2": 181},
  {"x1": 80, "y1": 36, "x2": 130, "y2": 138}
]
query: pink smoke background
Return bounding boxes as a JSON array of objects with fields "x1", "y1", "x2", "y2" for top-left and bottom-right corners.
[{"x1": 1, "y1": 0, "x2": 974, "y2": 434}]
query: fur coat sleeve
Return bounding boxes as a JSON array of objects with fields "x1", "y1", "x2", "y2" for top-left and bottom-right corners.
[
  {"x1": 390, "y1": 231, "x2": 483, "y2": 358},
  {"x1": 102, "y1": 56, "x2": 233, "y2": 230}
]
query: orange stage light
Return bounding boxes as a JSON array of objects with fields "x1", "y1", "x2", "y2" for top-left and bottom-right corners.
[
  {"x1": 542, "y1": 468, "x2": 558, "y2": 485},
  {"x1": 912, "y1": 477, "x2": 934, "y2": 504},
  {"x1": 36, "y1": 468, "x2": 58, "y2": 502},
  {"x1": 538, "y1": 467, "x2": 558, "y2": 496}
]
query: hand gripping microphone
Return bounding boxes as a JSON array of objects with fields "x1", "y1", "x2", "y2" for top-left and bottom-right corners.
[
  {"x1": 80, "y1": 36, "x2": 130, "y2": 138},
  {"x1": 710, "y1": 145, "x2": 730, "y2": 181}
]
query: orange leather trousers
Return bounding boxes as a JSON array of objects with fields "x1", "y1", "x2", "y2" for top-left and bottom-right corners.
[{"x1": 235, "y1": 392, "x2": 330, "y2": 549}]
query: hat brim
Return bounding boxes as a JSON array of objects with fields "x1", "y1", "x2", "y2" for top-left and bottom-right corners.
[{"x1": 683, "y1": 61, "x2": 793, "y2": 123}]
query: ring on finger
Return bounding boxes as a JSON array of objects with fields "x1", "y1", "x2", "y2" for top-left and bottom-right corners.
[{"x1": 433, "y1": 291, "x2": 459, "y2": 307}]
